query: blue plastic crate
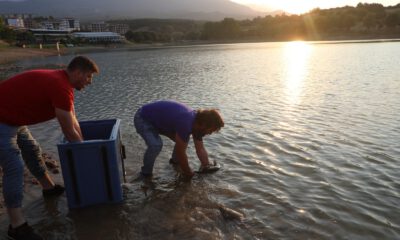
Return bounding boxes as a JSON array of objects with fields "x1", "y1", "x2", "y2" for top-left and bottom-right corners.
[{"x1": 57, "y1": 119, "x2": 126, "y2": 208}]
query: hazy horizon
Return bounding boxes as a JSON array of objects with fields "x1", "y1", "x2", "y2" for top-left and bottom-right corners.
[
  {"x1": 1, "y1": 0, "x2": 399, "y2": 19},
  {"x1": 1, "y1": 0, "x2": 400, "y2": 13},
  {"x1": 0, "y1": 0, "x2": 263, "y2": 21},
  {"x1": 232, "y1": 0, "x2": 400, "y2": 14}
]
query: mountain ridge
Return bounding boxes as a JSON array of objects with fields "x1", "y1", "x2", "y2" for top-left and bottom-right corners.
[{"x1": 0, "y1": 0, "x2": 267, "y2": 21}]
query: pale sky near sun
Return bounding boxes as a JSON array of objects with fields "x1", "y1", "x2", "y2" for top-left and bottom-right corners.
[{"x1": 231, "y1": 0, "x2": 400, "y2": 14}]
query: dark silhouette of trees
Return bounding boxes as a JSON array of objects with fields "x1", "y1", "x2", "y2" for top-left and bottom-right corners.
[
  {"x1": 200, "y1": 3, "x2": 400, "y2": 41},
  {"x1": 125, "y1": 30, "x2": 160, "y2": 43},
  {"x1": 385, "y1": 12, "x2": 400, "y2": 27},
  {"x1": 0, "y1": 18, "x2": 16, "y2": 44},
  {"x1": 202, "y1": 18, "x2": 240, "y2": 40},
  {"x1": 15, "y1": 31, "x2": 35, "y2": 45}
]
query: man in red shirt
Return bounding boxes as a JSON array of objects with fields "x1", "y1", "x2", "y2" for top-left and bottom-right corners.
[{"x1": 0, "y1": 56, "x2": 99, "y2": 240}]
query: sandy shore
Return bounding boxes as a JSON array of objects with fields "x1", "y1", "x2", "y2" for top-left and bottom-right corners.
[
  {"x1": 0, "y1": 43, "x2": 196, "y2": 80},
  {"x1": 0, "y1": 47, "x2": 65, "y2": 65},
  {"x1": 0, "y1": 41, "x2": 214, "y2": 67}
]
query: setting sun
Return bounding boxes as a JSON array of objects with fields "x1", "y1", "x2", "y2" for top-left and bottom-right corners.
[
  {"x1": 231, "y1": 0, "x2": 325, "y2": 14},
  {"x1": 278, "y1": 2, "x2": 318, "y2": 14}
]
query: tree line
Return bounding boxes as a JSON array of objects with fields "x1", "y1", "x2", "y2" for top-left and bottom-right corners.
[
  {"x1": 201, "y1": 3, "x2": 400, "y2": 41},
  {"x1": 113, "y1": 3, "x2": 400, "y2": 43}
]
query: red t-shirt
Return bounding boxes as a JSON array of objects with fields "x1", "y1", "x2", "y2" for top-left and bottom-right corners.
[{"x1": 0, "y1": 69, "x2": 74, "y2": 126}]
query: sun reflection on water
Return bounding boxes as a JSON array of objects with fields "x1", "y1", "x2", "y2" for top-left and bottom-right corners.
[{"x1": 283, "y1": 41, "x2": 312, "y2": 104}]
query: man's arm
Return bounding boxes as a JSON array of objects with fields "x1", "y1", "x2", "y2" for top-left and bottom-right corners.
[
  {"x1": 71, "y1": 105, "x2": 83, "y2": 139},
  {"x1": 55, "y1": 108, "x2": 83, "y2": 142},
  {"x1": 175, "y1": 133, "x2": 194, "y2": 177},
  {"x1": 193, "y1": 138, "x2": 210, "y2": 167}
]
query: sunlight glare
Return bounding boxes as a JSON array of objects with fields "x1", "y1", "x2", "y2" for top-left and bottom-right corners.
[
  {"x1": 278, "y1": 2, "x2": 317, "y2": 14},
  {"x1": 283, "y1": 41, "x2": 311, "y2": 104},
  {"x1": 231, "y1": 0, "x2": 321, "y2": 14}
]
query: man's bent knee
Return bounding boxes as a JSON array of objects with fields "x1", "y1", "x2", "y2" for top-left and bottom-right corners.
[{"x1": 148, "y1": 143, "x2": 163, "y2": 154}]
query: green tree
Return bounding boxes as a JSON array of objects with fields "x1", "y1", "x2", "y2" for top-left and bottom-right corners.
[
  {"x1": 220, "y1": 18, "x2": 241, "y2": 38},
  {"x1": 0, "y1": 27, "x2": 16, "y2": 44},
  {"x1": 363, "y1": 13, "x2": 378, "y2": 29},
  {"x1": 202, "y1": 18, "x2": 241, "y2": 40},
  {"x1": 339, "y1": 13, "x2": 356, "y2": 31},
  {"x1": 385, "y1": 13, "x2": 400, "y2": 27},
  {"x1": 125, "y1": 31, "x2": 159, "y2": 43},
  {"x1": 16, "y1": 30, "x2": 36, "y2": 44},
  {"x1": 201, "y1": 22, "x2": 219, "y2": 39}
]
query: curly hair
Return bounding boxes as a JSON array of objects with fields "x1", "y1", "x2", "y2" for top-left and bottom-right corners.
[{"x1": 195, "y1": 109, "x2": 224, "y2": 131}]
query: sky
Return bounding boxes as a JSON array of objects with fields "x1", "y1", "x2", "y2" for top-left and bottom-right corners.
[{"x1": 231, "y1": 0, "x2": 400, "y2": 14}]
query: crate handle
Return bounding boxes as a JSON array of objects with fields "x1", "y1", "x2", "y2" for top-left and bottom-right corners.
[
  {"x1": 101, "y1": 146, "x2": 114, "y2": 201},
  {"x1": 120, "y1": 144, "x2": 127, "y2": 183},
  {"x1": 67, "y1": 149, "x2": 81, "y2": 205}
]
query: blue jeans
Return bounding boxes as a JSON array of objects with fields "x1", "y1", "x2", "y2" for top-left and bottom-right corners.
[
  {"x1": 0, "y1": 123, "x2": 47, "y2": 208},
  {"x1": 134, "y1": 109, "x2": 163, "y2": 176}
]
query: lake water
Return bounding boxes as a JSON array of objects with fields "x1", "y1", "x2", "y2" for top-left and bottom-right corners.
[{"x1": 1, "y1": 41, "x2": 399, "y2": 239}]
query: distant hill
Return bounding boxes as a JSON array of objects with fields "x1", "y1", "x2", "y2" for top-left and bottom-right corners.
[{"x1": 0, "y1": 0, "x2": 266, "y2": 21}]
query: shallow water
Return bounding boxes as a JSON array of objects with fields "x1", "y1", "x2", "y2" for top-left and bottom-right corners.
[{"x1": 1, "y1": 41, "x2": 399, "y2": 239}]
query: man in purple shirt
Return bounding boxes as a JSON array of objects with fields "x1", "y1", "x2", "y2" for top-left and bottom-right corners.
[{"x1": 134, "y1": 100, "x2": 224, "y2": 178}]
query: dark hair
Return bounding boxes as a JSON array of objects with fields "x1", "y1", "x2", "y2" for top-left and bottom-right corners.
[
  {"x1": 67, "y1": 56, "x2": 99, "y2": 73},
  {"x1": 195, "y1": 109, "x2": 224, "y2": 131}
]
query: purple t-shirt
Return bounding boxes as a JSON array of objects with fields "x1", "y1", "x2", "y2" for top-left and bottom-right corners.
[{"x1": 140, "y1": 100, "x2": 201, "y2": 143}]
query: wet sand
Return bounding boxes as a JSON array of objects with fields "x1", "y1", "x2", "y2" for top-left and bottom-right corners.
[
  {"x1": 0, "y1": 43, "x2": 177, "y2": 66},
  {"x1": 0, "y1": 153, "x2": 62, "y2": 215}
]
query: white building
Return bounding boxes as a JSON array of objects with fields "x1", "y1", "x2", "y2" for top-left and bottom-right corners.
[
  {"x1": 29, "y1": 29, "x2": 70, "y2": 43},
  {"x1": 89, "y1": 22, "x2": 108, "y2": 32},
  {"x1": 40, "y1": 21, "x2": 56, "y2": 30},
  {"x1": 108, "y1": 24, "x2": 129, "y2": 35},
  {"x1": 7, "y1": 18, "x2": 25, "y2": 28},
  {"x1": 72, "y1": 32, "x2": 124, "y2": 43},
  {"x1": 38, "y1": 18, "x2": 79, "y2": 31},
  {"x1": 59, "y1": 18, "x2": 80, "y2": 31}
]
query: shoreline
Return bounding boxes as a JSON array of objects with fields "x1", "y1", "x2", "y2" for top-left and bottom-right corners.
[
  {"x1": 0, "y1": 47, "x2": 66, "y2": 65},
  {"x1": 2, "y1": 37, "x2": 400, "y2": 66},
  {"x1": 2, "y1": 37, "x2": 400, "y2": 64},
  {"x1": 1, "y1": 37, "x2": 400, "y2": 80}
]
